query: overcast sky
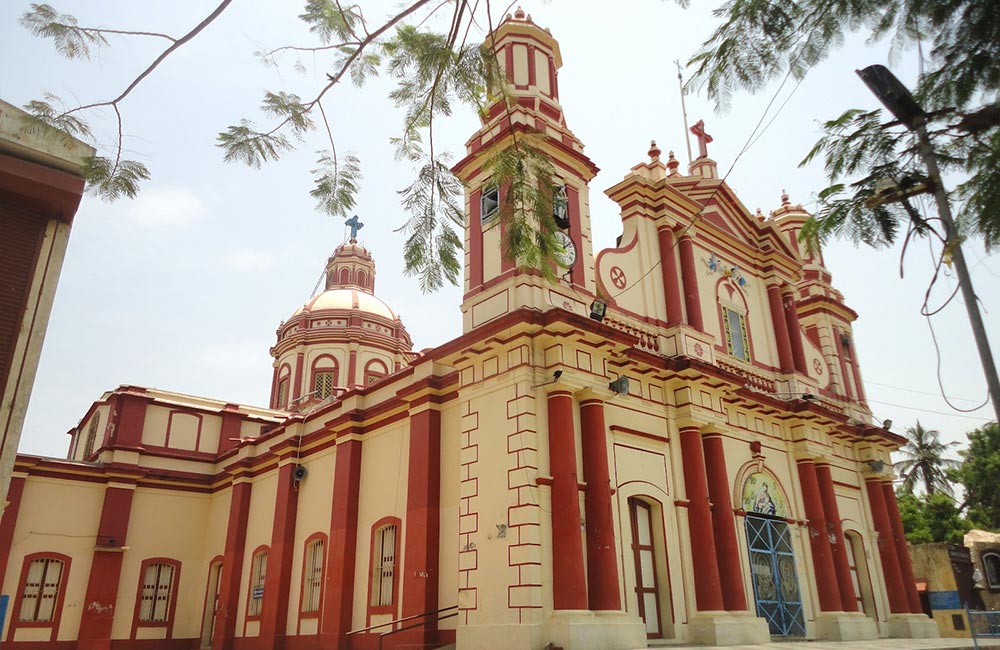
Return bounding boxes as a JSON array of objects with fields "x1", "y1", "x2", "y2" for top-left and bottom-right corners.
[{"x1": 2, "y1": 0, "x2": 996, "y2": 461}]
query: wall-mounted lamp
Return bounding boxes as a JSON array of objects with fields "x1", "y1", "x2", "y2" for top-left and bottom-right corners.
[
  {"x1": 866, "y1": 459, "x2": 885, "y2": 473},
  {"x1": 882, "y1": 419, "x2": 893, "y2": 430},
  {"x1": 608, "y1": 375, "x2": 630, "y2": 395},
  {"x1": 589, "y1": 298, "x2": 607, "y2": 322}
]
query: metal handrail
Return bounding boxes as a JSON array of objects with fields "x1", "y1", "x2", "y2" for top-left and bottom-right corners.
[
  {"x1": 377, "y1": 610, "x2": 459, "y2": 650},
  {"x1": 345, "y1": 604, "x2": 459, "y2": 636}
]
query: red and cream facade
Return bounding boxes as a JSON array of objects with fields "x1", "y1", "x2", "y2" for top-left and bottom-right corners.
[{"x1": 0, "y1": 11, "x2": 940, "y2": 650}]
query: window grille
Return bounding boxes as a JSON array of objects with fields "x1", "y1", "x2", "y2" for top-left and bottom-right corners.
[
  {"x1": 302, "y1": 539, "x2": 325, "y2": 612},
  {"x1": 371, "y1": 524, "x2": 397, "y2": 607},
  {"x1": 314, "y1": 372, "x2": 335, "y2": 400}
]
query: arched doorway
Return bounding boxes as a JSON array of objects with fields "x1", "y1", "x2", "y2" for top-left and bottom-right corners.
[
  {"x1": 745, "y1": 515, "x2": 805, "y2": 637},
  {"x1": 740, "y1": 471, "x2": 804, "y2": 637}
]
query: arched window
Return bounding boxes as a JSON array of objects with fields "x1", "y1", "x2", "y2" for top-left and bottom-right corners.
[
  {"x1": 301, "y1": 534, "x2": 326, "y2": 614},
  {"x1": 274, "y1": 363, "x2": 292, "y2": 409},
  {"x1": 83, "y1": 414, "x2": 100, "y2": 458},
  {"x1": 357, "y1": 270, "x2": 368, "y2": 289},
  {"x1": 10, "y1": 552, "x2": 72, "y2": 643},
  {"x1": 311, "y1": 355, "x2": 339, "y2": 400},
  {"x1": 339, "y1": 268, "x2": 351, "y2": 285},
  {"x1": 17, "y1": 555, "x2": 66, "y2": 622},
  {"x1": 276, "y1": 379, "x2": 289, "y2": 409},
  {"x1": 132, "y1": 558, "x2": 181, "y2": 638},
  {"x1": 246, "y1": 547, "x2": 268, "y2": 619},
  {"x1": 984, "y1": 552, "x2": 1000, "y2": 590},
  {"x1": 364, "y1": 359, "x2": 389, "y2": 386},
  {"x1": 368, "y1": 518, "x2": 400, "y2": 615},
  {"x1": 716, "y1": 278, "x2": 751, "y2": 363}
]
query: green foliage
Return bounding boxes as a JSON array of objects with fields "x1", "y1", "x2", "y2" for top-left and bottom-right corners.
[
  {"x1": 688, "y1": 0, "x2": 1000, "y2": 250},
  {"x1": 17, "y1": 1, "x2": 590, "y2": 293},
  {"x1": 81, "y1": 156, "x2": 151, "y2": 201},
  {"x1": 20, "y1": 95, "x2": 92, "y2": 142},
  {"x1": 216, "y1": 120, "x2": 294, "y2": 168},
  {"x1": 894, "y1": 421, "x2": 960, "y2": 496},
  {"x1": 897, "y1": 490, "x2": 973, "y2": 544},
  {"x1": 397, "y1": 155, "x2": 464, "y2": 292},
  {"x1": 299, "y1": 0, "x2": 363, "y2": 45},
  {"x1": 482, "y1": 134, "x2": 562, "y2": 279},
  {"x1": 19, "y1": 3, "x2": 109, "y2": 60},
  {"x1": 310, "y1": 151, "x2": 362, "y2": 218},
  {"x1": 952, "y1": 422, "x2": 1000, "y2": 530}
]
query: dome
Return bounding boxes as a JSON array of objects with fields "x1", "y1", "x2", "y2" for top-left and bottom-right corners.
[
  {"x1": 294, "y1": 288, "x2": 398, "y2": 320},
  {"x1": 268, "y1": 231, "x2": 414, "y2": 411}
]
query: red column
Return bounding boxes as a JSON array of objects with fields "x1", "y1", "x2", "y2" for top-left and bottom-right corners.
[
  {"x1": 679, "y1": 426, "x2": 724, "y2": 611},
  {"x1": 783, "y1": 291, "x2": 808, "y2": 374},
  {"x1": 547, "y1": 390, "x2": 587, "y2": 610},
  {"x1": 816, "y1": 464, "x2": 859, "y2": 611},
  {"x1": 767, "y1": 284, "x2": 795, "y2": 373},
  {"x1": 678, "y1": 235, "x2": 704, "y2": 332},
  {"x1": 702, "y1": 434, "x2": 748, "y2": 611},
  {"x1": 321, "y1": 439, "x2": 363, "y2": 646},
  {"x1": 402, "y1": 408, "x2": 442, "y2": 643},
  {"x1": 111, "y1": 393, "x2": 148, "y2": 449},
  {"x1": 657, "y1": 226, "x2": 683, "y2": 326},
  {"x1": 77, "y1": 485, "x2": 135, "y2": 650},
  {"x1": 797, "y1": 459, "x2": 843, "y2": 611},
  {"x1": 882, "y1": 482, "x2": 922, "y2": 613},
  {"x1": 260, "y1": 463, "x2": 300, "y2": 649},
  {"x1": 864, "y1": 478, "x2": 908, "y2": 614},
  {"x1": 348, "y1": 349, "x2": 358, "y2": 388},
  {"x1": 292, "y1": 351, "x2": 305, "y2": 402},
  {"x1": 579, "y1": 397, "x2": 621, "y2": 611},
  {"x1": 213, "y1": 480, "x2": 253, "y2": 650}
]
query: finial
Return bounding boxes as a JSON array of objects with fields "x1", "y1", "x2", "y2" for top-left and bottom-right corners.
[
  {"x1": 666, "y1": 150, "x2": 680, "y2": 175},
  {"x1": 648, "y1": 139, "x2": 661, "y2": 162},
  {"x1": 781, "y1": 189, "x2": 790, "y2": 206},
  {"x1": 514, "y1": 6, "x2": 526, "y2": 20}
]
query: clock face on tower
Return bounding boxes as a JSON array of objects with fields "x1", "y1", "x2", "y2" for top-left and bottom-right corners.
[{"x1": 554, "y1": 231, "x2": 576, "y2": 268}]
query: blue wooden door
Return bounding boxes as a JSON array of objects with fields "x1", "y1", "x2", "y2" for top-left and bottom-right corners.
[{"x1": 745, "y1": 515, "x2": 806, "y2": 637}]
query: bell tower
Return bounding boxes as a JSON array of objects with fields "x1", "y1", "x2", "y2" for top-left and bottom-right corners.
[{"x1": 451, "y1": 8, "x2": 600, "y2": 333}]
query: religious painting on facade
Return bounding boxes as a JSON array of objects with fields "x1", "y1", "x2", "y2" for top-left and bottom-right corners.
[{"x1": 742, "y1": 472, "x2": 789, "y2": 518}]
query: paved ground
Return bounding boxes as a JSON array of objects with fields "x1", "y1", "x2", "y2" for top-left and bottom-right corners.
[{"x1": 648, "y1": 639, "x2": 998, "y2": 649}]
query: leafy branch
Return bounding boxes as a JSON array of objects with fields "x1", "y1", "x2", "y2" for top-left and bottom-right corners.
[{"x1": 19, "y1": 0, "x2": 234, "y2": 199}]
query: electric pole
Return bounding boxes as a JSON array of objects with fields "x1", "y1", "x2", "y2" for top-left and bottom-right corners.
[{"x1": 857, "y1": 64, "x2": 1000, "y2": 424}]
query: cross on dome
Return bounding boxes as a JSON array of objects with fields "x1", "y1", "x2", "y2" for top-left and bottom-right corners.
[
  {"x1": 690, "y1": 119, "x2": 713, "y2": 158},
  {"x1": 345, "y1": 215, "x2": 364, "y2": 242}
]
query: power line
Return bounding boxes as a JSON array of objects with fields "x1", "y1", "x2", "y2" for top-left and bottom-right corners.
[
  {"x1": 866, "y1": 398, "x2": 993, "y2": 421},
  {"x1": 864, "y1": 379, "x2": 984, "y2": 404}
]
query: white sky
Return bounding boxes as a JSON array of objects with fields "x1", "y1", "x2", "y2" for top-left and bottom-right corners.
[{"x1": 2, "y1": 0, "x2": 996, "y2": 461}]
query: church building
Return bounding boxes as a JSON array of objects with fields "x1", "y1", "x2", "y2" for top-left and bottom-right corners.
[{"x1": 0, "y1": 10, "x2": 939, "y2": 650}]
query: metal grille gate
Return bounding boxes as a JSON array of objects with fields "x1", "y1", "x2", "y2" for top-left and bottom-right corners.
[{"x1": 745, "y1": 515, "x2": 806, "y2": 637}]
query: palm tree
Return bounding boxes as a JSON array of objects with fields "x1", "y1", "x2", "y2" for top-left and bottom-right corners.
[{"x1": 895, "y1": 421, "x2": 960, "y2": 496}]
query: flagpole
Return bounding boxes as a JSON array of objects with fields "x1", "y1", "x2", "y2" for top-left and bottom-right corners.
[{"x1": 675, "y1": 60, "x2": 693, "y2": 165}]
